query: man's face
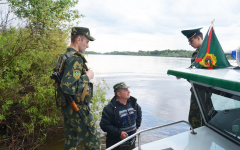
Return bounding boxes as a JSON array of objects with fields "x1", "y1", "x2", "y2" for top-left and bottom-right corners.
[
  {"x1": 117, "y1": 88, "x2": 130, "y2": 99},
  {"x1": 78, "y1": 36, "x2": 89, "y2": 52},
  {"x1": 189, "y1": 37, "x2": 201, "y2": 49}
]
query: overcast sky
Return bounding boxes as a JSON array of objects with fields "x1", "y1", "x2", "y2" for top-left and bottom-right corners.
[{"x1": 74, "y1": 0, "x2": 240, "y2": 53}]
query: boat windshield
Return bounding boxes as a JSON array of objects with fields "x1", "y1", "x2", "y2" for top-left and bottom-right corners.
[{"x1": 193, "y1": 83, "x2": 240, "y2": 144}]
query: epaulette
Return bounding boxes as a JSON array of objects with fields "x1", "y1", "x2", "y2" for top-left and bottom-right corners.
[
  {"x1": 74, "y1": 51, "x2": 81, "y2": 56},
  {"x1": 72, "y1": 52, "x2": 87, "y2": 64},
  {"x1": 80, "y1": 53, "x2": 87, "y2": 64}
]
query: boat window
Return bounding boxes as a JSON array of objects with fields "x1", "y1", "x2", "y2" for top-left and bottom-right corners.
[
  {"x1": 211, "y1": 94, "x2": 240, "y2": 110},
  {"x1": 193, "y1": 83, "x2": 240, "y2": 144}
]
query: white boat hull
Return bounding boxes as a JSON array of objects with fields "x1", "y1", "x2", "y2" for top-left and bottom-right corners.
[{"x1": 133, "y1": 126, "x2": 239, "y2": 150}]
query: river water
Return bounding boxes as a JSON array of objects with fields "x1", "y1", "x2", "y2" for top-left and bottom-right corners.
[
  {"x1": 87, "y1": 55, "x2": 191, "y2": 145},
  {"x1": 42, "y1": 55, "x2": 236, "y2": 149}
]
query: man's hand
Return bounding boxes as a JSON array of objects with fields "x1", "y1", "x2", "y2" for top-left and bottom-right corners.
[
  {"x1": 120, "y1": 131, "x2": 128, "y2": 140},
  {"x1": 86, "y1": 70, "x2": 94, "y2": 79}
]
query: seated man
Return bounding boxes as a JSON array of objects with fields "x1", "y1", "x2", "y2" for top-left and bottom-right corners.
[{"x1": 100, "y1": 82, "x2": 142, "y2": 150}]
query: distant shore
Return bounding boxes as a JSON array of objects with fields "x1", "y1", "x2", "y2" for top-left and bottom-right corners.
[{"x1": 84, "y1": 50, "x2": 234, "y2": 60}]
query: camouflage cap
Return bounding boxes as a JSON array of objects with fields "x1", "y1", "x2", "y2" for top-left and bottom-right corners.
[
  {"x1": 113, "y1": 82, "x2": 129, "y2": 92},
  {"x1": 71, "y1": 27, "x2": 95, "y2": 41}
]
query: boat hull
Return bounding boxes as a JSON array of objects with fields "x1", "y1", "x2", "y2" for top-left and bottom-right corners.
[{"x1": 133, "y1": 126, "x2": 239, "y2": 150}]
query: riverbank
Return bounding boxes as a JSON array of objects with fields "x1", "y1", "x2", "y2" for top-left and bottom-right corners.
[{"x1": 84, "y1": 50, "x2": 234, "y2": 60}]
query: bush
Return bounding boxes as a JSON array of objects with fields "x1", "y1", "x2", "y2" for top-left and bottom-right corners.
[
  {"x1": 91, "y1": 78, "x2": 110, "y2": 123},
  {"x1": 0, "y1": 24, "x2": 68, "y2": 149},
  {"x1": 0, "y1": 1, "x2": 110, "y2": 148}
]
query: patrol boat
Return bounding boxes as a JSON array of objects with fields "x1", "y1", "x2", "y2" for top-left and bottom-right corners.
[{"x1": 106, "y1": 66, "x2": 240, "y2": 150}]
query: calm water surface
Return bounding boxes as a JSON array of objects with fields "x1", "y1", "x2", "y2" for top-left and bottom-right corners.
[
  {"x1": 87, "y1": 55, "x2": 191, "y2": 144},
  {"x1": 43, "y1": 55, "x2": 236, "y2": 149}
]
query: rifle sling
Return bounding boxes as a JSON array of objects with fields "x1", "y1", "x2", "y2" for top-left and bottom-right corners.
[
  {"x1": 80, "y1": 84, "x2": 88, "y2": 104},
  {"x1": 58, "y1": 52, "x2": 89, "y2": 104}
]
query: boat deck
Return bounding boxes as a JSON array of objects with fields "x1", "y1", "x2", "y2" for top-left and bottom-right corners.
[{"x1": 133, "y1": 126, "x2": 239, "y2": 150}]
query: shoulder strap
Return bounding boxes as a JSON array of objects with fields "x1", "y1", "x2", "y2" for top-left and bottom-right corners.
[
  {"x1": 80, "y1": 84, "x2": 89, "y2": 104},
  {"x1": 59, "y1": 51, "x2": 76, "y2": 73},
  {"x1": 55, "y1": 54, "x2": 64, "y2": 72},
  {"x1": 60, "y1": 51, "x2": 89, "y2": 104},
  {"x1": 65, "y1": 51, "x2": 76, "y2": 59},
  {"x1": 78, "y1": 53, "x2": 90, "y2": 103}
]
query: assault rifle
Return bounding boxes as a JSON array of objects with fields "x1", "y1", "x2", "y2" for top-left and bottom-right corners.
[{"x1": 50, "y1": 72, "x2": 92, "y2": 134}]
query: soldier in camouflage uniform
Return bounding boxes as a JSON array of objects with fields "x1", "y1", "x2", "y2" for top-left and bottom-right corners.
[
  {"x1": 55, "y1": 27, "x2": 100, "y2": 150},
  {"x1": 181, "y1": 28, "x2": 204, "y2": 129}
]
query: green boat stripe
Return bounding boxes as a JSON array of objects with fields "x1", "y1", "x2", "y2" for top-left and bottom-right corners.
[{"x1": 167, "y1": 69, "x2": 240, "y2": 92}]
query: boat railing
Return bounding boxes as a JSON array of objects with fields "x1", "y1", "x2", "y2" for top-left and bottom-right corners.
[{"x1": 106, "y1": 120, "x2": 197, "y2": 150}]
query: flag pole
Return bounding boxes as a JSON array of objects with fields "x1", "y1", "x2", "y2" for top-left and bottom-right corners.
[{"x1": 211, "y1": 19, "x2": 215, "y2": 30}]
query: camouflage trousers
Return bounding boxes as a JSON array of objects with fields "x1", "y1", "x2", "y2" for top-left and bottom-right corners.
[
  {"x1": 188, "y1": 91, "x2": 205, "y2": 129},
  {"x1": 62, "y1": 102, "x2": 101, "y2": 150}
]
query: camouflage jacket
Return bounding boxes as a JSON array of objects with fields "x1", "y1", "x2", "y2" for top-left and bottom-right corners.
[
  {"x1": 55, "y1": 47, "x2": 92, "y2": 106},
  {"x1": 191, "y1": 49, "x2": 199, "y2": 64}
]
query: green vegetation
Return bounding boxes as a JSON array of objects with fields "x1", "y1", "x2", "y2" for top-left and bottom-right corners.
[
  {"x1": 103, "y1": 50, "x2": 234, "y2": 60},
  {"x1": 104, "y1": 50, "x2": 193, "y2": 58},
  {"x1": 84, "y1": 51, "x2": 102, "y2": 54},
  {"x1": 226, "y1": 53, "x2": 234, "y2": 60},
  {"x1": 0, "y1": 1, "x2": 109, "y2": 149},
  {"x1": 91, "y1": 79, "x2": 110, "y2": 123}
]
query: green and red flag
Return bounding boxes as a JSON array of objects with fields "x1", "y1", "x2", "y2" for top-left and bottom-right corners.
[{"x1": 191, "y1": 26, "x2": 231, "y2": 69}]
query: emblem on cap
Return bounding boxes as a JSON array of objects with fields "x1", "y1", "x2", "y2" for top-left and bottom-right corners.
[
  {"x1": 86, "y1": 32, "x2": 89, "y2": 35},
  {"x1": 72, "y1": 27, "x2": 77, "y2": 35}
]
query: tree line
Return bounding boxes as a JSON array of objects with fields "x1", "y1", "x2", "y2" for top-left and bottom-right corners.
[
  {"x1": 103, "y1": 50, "x2": 193, "y2": 57},
  {"x1": 85, "y1": 50, "x2": 234, "y2": 59}
]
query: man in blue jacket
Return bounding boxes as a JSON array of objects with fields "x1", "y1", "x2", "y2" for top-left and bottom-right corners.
[{"x1": 100, "y1": 82, "x2": 142, "y2": 150}]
